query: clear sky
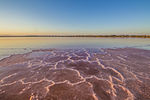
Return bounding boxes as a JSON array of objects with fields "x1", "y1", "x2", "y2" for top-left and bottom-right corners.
[{"x1": 0, "y1": 0, "x2": 150, "y2": 35}]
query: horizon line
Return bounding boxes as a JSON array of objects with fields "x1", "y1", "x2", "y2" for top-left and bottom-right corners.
[{"x1": 0, "y1": 35, "x2": 150, "y2": 38}]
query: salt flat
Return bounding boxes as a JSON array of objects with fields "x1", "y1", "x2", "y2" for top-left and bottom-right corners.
[{"x1": 0, "y1": 48, "x2": 150, "y2": 100}]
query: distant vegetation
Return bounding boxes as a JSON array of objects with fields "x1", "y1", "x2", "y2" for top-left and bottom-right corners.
[{"x1": 0, "y1": 35, "x2": 150, "y2": 38}]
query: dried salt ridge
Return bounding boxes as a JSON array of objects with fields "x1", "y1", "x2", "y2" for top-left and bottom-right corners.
[{"x1": 0, "y1": 48, "x2": 150, "y2": 100}]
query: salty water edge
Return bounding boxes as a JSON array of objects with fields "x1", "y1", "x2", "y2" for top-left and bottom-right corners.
[{"x1": 0, "y1": 37, "x2": 150, "y2": 60}]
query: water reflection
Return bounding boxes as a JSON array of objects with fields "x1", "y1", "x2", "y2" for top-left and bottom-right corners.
[{"x1": 0, "y1": 37, "x2": 150, "y2": 59}]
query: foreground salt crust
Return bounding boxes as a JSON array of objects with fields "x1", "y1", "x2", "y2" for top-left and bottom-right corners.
[{"x1": 0, "y1": 48, "x2": 150, "y2": 100}]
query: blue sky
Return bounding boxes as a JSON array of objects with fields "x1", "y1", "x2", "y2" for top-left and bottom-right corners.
[{"x1": 0, "y1": 0, "x2": 150, "y2": 35}]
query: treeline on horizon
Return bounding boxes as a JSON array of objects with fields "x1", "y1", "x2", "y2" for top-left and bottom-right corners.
[{"x1": 0, "y1": 35, "x2": 150, "y2": 38}]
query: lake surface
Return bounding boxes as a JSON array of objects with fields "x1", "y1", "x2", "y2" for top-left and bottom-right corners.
[{"x1": 0, "y1": 37, "x2": 150, "y2": 59}]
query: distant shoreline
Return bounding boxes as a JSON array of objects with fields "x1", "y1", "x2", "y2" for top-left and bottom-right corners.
[{"x1": 0, "y1": 35, "x2": 150, "y2": 38}]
